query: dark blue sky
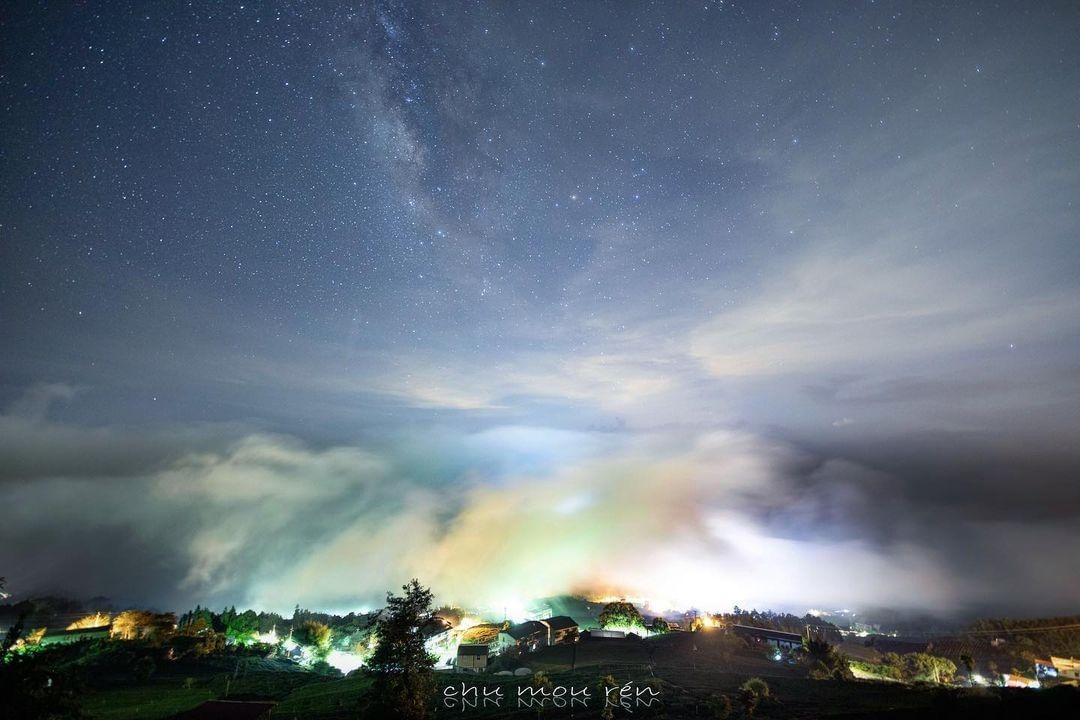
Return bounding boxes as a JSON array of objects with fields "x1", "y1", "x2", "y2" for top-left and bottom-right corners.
[{"x1": 1, "y1": 1, "x2": 1079, "y2": 615}]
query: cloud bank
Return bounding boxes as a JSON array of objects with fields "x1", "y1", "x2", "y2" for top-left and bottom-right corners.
[{"x1": 3, "y1": 391, "x2": 1078, "y2": 617}]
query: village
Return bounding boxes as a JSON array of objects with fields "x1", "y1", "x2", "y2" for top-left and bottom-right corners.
[{"x1": 13, "y1": 594, "x2": 1080, "y2": 693}]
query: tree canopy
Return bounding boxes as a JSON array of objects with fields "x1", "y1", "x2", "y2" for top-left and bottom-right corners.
[
  {"x1": 599, "y1": 601, "x2": 646, "y2": 632},
  {"x1": 294, "y1": 620, "x2": 332, "y2": 657},
  {"x1": 804, "y1": 638, "x2": 854, "y2": 680}
]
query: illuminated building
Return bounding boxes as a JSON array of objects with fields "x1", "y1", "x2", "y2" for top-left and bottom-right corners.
[
  {"x1": 37, "y1": 625, "x2": 112, "y2": 646},
  {"x1": 506, "y1": 621, "x2": 548, "y2": 652},
  {"x1": 538, "y1": 615, "x2": 579, "y2": 645},
  {"x1": 731, "y1": 624, "x2": 803, "y2": 651},
  {"x1": 456, "y1": 644, "x2": 489, "y2": 673}
]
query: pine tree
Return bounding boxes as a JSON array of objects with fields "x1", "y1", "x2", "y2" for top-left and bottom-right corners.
[{"x1": 366, "y1": 579, "x2": 436, "y2": 720}]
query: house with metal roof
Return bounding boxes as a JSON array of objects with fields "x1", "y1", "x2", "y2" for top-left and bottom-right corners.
[
  {"x1": 506, "y1": 620, "x2": 548, "y2": 651},
  {"x1": 538, "y1": 616, "x2": 579, "y2": 645},
  {"x1": 731, "y1": 624, "x2": 804, "y2": 650},
  {"x1": 38, "y1": 625, "x2": 112, "y2": 647},
  {"x1": 456, "y1": 643, "x2": 489, "y2": 672}
]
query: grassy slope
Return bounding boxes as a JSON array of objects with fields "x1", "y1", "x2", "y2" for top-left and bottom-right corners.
[
  {"x1": 273, "y1": 675, "x2": 372, "y2": 719},
  {"x1": 83, "y1": 658, "x2": 333, "y2": 720},
  {"x1": 82, "y1": 684, "x2": 214, "y2": 720}
]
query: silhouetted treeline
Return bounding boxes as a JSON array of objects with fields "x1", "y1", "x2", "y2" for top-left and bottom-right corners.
[
  {"x1": 176, "y1": 603, "x2": 377, "y2": 642},
  {"x1": 967, "y1": 615, "x2": 1080, "y2": 659}
]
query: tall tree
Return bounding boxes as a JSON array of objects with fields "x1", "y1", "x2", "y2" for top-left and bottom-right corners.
[{"x1": 366, "y1": 579, "x2": 436, "y2": 720}]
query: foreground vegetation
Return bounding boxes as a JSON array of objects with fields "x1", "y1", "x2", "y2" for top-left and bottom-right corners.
[
  {"x1": 5, "y1": 625, "x2": 1078, "y2": 719},
  {"x1": 2, "y1": 576, "x2": 1079, "y2": 719},
  {"x1": 68, "y1": 659, "x2": 1080, "y2": 719}
]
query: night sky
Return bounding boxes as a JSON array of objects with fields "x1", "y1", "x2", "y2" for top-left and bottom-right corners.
[{"x1": 2, "y1": 1, "x2": 1079, "y2": 617}]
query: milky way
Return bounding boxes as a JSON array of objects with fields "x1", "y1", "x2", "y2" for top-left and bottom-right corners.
[{"x1": 1, "y1": 2, "x2": 1079, "y2": 616}]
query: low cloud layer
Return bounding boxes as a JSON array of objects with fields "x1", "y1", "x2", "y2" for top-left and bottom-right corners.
[{"x1": 3, "y1": 394, "x2": 1078, "y2": 617}]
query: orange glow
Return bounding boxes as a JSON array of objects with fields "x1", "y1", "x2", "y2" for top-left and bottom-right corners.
[{"x1": 66, "y1": 612, "x2": 111, "y2": 630}]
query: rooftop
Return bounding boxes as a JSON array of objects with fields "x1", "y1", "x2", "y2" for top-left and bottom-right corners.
[
  {"x1": 507, "y1": 621, "x2": 547, "y2": 640},
  {"x1": 457, "y1": 644, "x2": 488, "y2": 657},
  {"x1": 1051, "y1": 656, "x2": 1080, "y2": 671},
  {"x1": 43, "y1": 626, "x2": 111, "y2": 638},
  {"x1": 541, "y1": 616, "x2": 578, "y2": 631},
  {"x1": 731, "y1": 624, "x2": 803, "y2": 642}
]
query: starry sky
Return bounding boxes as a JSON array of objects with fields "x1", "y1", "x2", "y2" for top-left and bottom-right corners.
[{"x1": 2, "y1": 1, "x2": 1079, "y2": 617}]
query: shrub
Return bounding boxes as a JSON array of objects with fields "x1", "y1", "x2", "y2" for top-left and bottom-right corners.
[{"x1": 739, "y1": 677, "x2": 769, "y2": 717}]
